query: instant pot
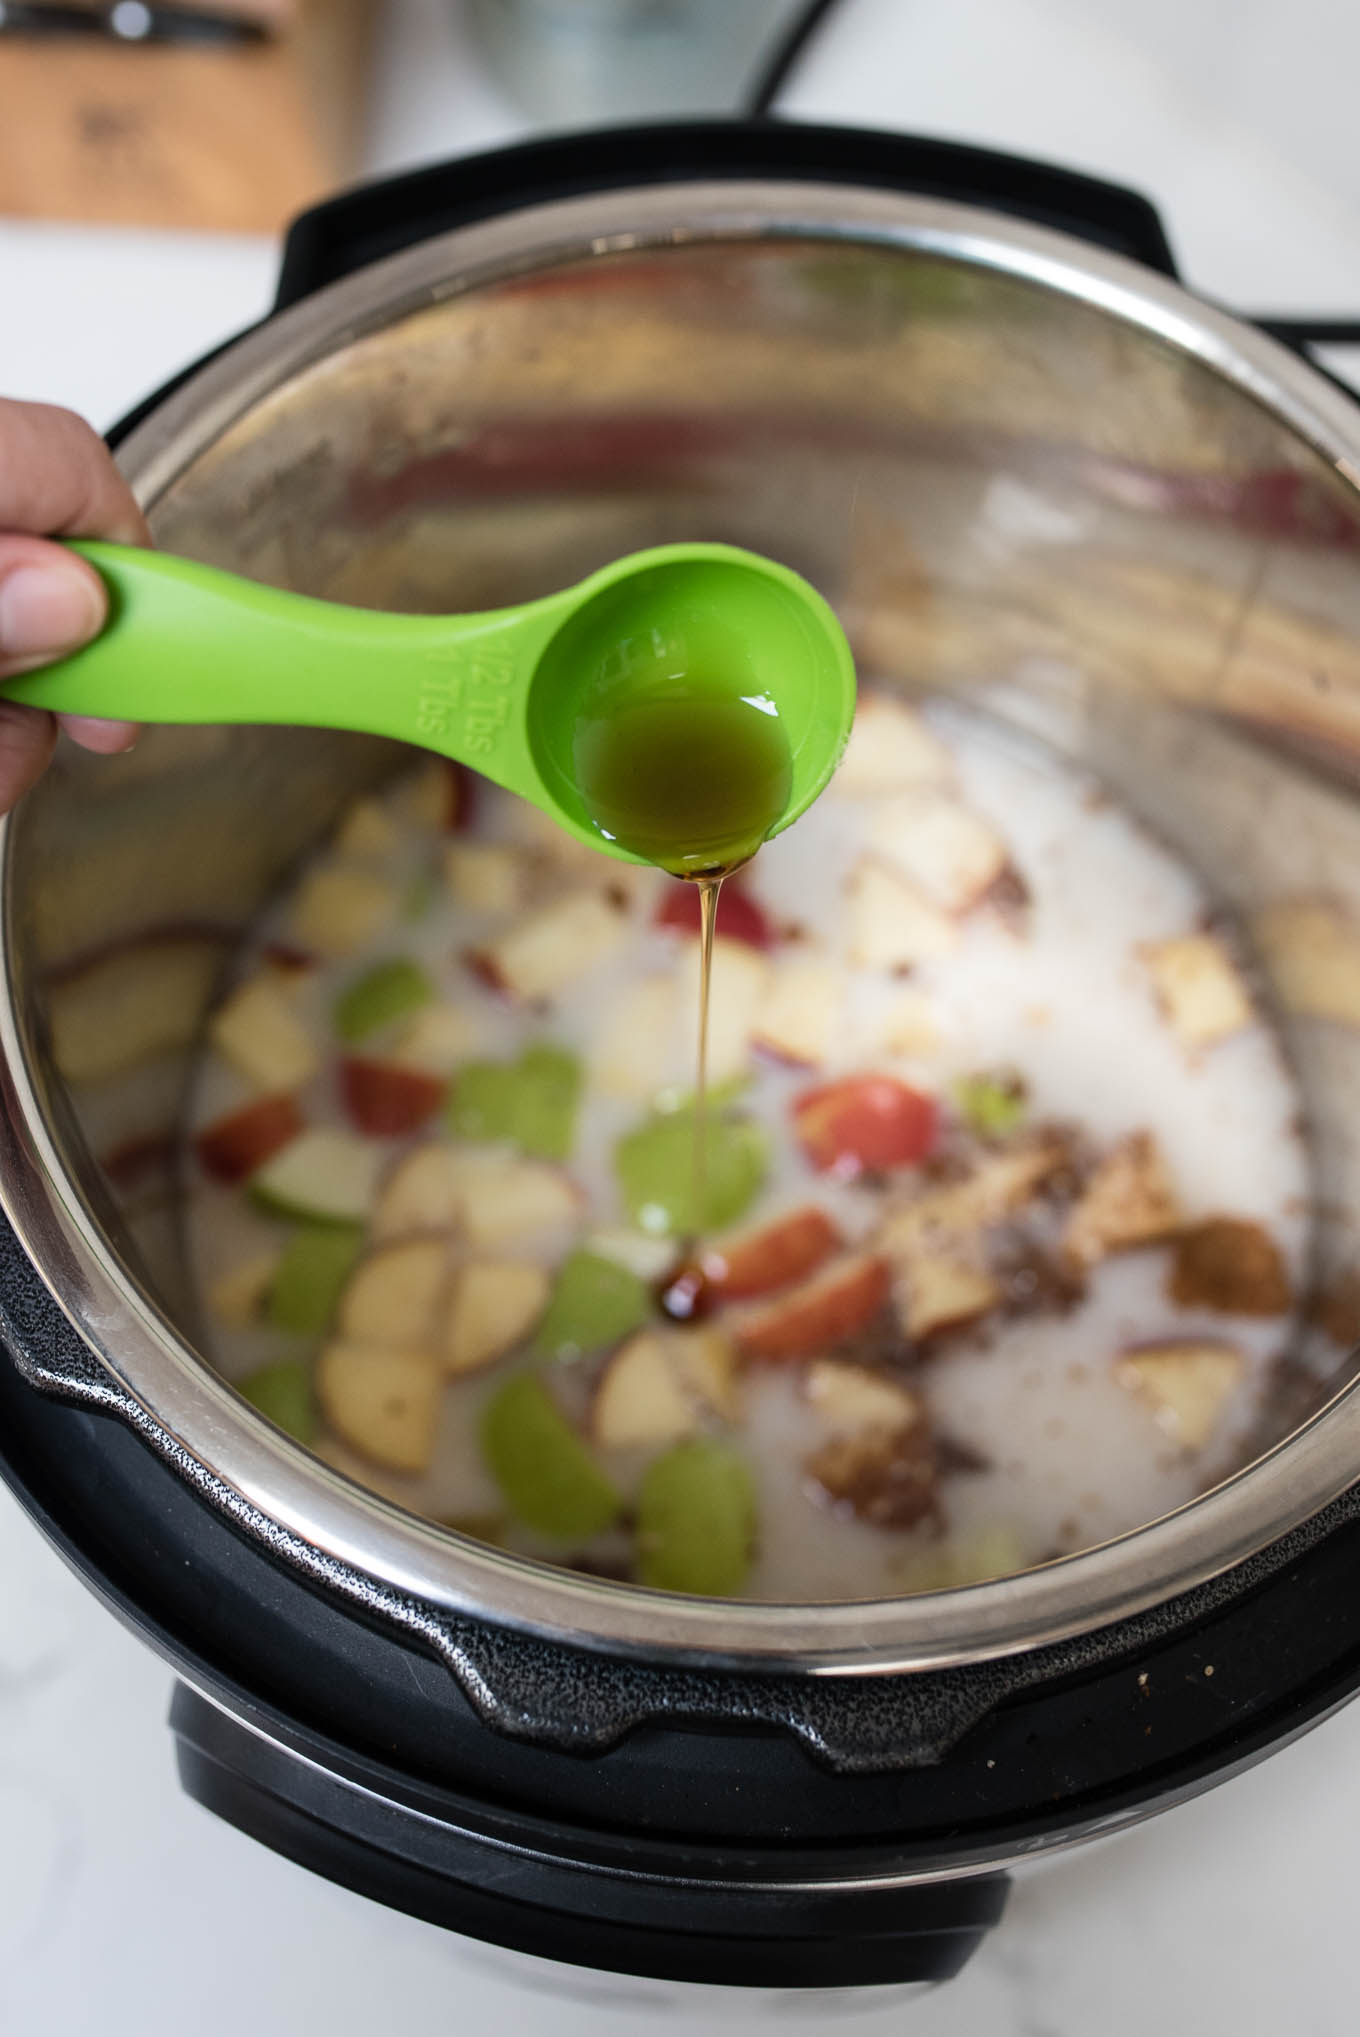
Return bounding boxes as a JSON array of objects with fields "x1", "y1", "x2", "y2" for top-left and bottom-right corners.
[{"x1": 7, "y1": 119, "x2": 1360, "y2": 1996}]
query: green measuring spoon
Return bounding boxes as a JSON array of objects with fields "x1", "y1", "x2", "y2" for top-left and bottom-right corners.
[{"x1": 5, "y1": 540, "x2": 856, "y2": 866}]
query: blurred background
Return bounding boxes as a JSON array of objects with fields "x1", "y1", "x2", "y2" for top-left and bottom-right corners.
[{"x1": 4, "y1": 0, "x2": 1360, "y2": 428}]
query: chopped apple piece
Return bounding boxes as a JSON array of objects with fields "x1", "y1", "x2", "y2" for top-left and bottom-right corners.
[
  {"x1": 197, "y1": 1093, "x2": 304, "y2": 1184},
  {"x1": 898, "y1": 1246, "x2": 999, "y2": 1341},
  {"x1": 674, "y1": 936, "x2": 771, "y2": 1084},
  {"x1": 289, "y1": 864, "x2": 399, "y2": 959},
  {"x1": 805, "y1": 1421, "x2": 936, "y2": 1529},
  {"x1": 261, "y1": 942, "x2": 317, "y2": 986},
  {"x1": 340, "y1": 1058, "x2": 446, "y2": 1138},
  {"x1": 669, "y1": 1325, "x2": 741, "y2": 1422},
  {"x1": 372, "y1": 1143, "x2": 460, "y2": 1239},
  {"x1": 1167, "y1": 1217, "x2": 1290, "y2": 1316},
  {"x1": 334, "y1": 796, "x2": 399, "y2": 862},
  {"x1": 458, "y1": 1155, "x2": 582, "y2": 1251},
  {"x1": 1254, "y1": 898, "x2": 1360, "y2": 1024},
  {"x1": 863, "y1": 986, "x2": 940, "y2": 1059},
  {"x1": 1143, "y1": 933, "x2": 1252, "y2": 1048},
  {"x1": 954, "y1": 1068, "x2": 1028, "y2": 1140},
  {"x1": 636, "y1": 1438, "x2": 756, "y2": 1595},
  {"x1": 390, "y1": 1002, "x2": 479, "y2": 1075},
  {"x1": 793, "y1": 1073, "x2": 938, "y2": 1177},
  {"x1": 334, "y1": 959, "x2": 433, "y2": 1045},
  {"x1": 49, "y1": 933, "x2": 225, "y2": 1084},
  {"x1": 832, "y1": 694, "x2": 954, "y2": 797},
  {"x1": 654, "y1": 881, "x2": 773, "y2": 950},
  {"x1": 703, "y1": 1205, "x2": 842, "y2": 1301},
  {"x1": 316, "y1": 1341, "x2": 443, "y2": 1474},
  {"x1": 238, "y1": 1358, "x2": 315, "y2": 1443},
  {"x1": 1115, "y1": 1340, "x2": 1243, "y2": 1450},
  {"x1": 474, "y1": 889, "x2": 625, "y2": 1000},
  {"x1": 869, "y1": 791, "x2": 1007, "y2": 914},
  {"x1": 269, "y1": 1224, "x2": 364, "y2": 1335},
  {"x1": 592, "y1": 1330, "x2": 700, "y2": 1449},
  {"x1": 444, "y1": 842, "x2": 528, "y2": 914},
  {"x1": 449, "y1": 1044, "x2": 581, "y2": 1161},
  {"x1": 210, "y1": 975, "x2": 320, "y2": 1092},
  {"x1": 207, "y1": 1248, "x2": 282, "y2": 1328},
  {"x1": 737, "y1": 1252, "x2": 891, "y2": 1362},
  {"x1": 531, "y1": 1248, "x2": 652, "y2": 1360},
  {"x1": 846, "y1": 860, "x2": 958, "y2": 970},
  {"x1": 250, "y1": 1128, "x2": 382, "y2": 1226},
  {"x1": 445, "y1": 1260, "x2": 550, "y2": 1375},
  {"x1": 1062, "y1": 1132, "x2": 1180, "y2": 1268},
  {"x1": 616, "y1": 1103, "x2": 766, "y2": 1237},
  {"x1": 752, "y1": 957, "x2": 844, "y2": 1068},
  {"x1": 480, "y1": 1374, "x2": 620, "y2": 1537},
  {"x1": 338, "y1": 1237, "x2": 448, "y2": 1348},
  {"x1": 590, "y1": 977, "x2": 679, "y2": 1100},
  {"x1": 805, "y1": 1360, "x2": 923, "y2": 1434},
  {"x1": 880, "y1": 1134, "x2": 1071, "y2": 1255}
]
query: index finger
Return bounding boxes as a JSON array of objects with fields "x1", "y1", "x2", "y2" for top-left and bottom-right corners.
[{"x1": 0, "y1": 399, "x2": 150, "y2": 544}]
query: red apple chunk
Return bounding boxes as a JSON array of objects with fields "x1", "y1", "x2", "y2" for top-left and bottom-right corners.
[
  {"x1": 736, "y1": 1252, "x2": 891, "y2": 1362},
  {"x1": 654, "y1": 880, "x2": 772, "y2": 950},
  {"x1": 197, "y1": 1093, "x2": 304, "y2": 1184},
  {"x1": 340, "y1": 1058, "x2": 446, "y2": 1138},
  {"x1": 793, "y1": 1075, "x2": 938, "y2": 1177},
  {"x1": 702, "y1": 1206, "x2": 842, "y2": 1302}
]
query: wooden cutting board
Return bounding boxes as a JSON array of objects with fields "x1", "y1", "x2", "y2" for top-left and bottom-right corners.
[{"x1": 0, "y1": 0, "x2": 376, "y2": 233}]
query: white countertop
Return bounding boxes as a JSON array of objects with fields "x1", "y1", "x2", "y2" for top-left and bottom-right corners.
[{"x1": 4, "y1": 2, "x2": 1360, "y2": 2030}]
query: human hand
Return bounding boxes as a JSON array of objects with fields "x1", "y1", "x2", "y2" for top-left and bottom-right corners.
[{"x1": 0, "y1": 396, "x2": 149, "y2": 812}]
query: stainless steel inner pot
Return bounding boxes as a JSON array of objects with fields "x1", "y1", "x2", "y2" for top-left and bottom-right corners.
[{"x1": 8, "y1": 181, "x2": 1360, "y2": 1676}]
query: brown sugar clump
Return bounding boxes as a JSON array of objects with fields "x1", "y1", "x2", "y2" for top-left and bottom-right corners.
[
  {"x1": 1167, "y1": 1217, "x2": 1290, "y2": 1317},
  {"x1": 805, "y1": 1423, "x2": 937, "y2": 1530}
]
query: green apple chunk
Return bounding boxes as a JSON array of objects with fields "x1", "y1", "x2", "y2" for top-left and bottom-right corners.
[
  {"x1": 238, "y1": 1357, "x2": 316, "y2": 1443},
  {"x1": 250, "y1": 1128, "x2": 381, "y2": 1224},
  {"x1": 616, "y1": 1106, "x2": 766, "y2": 1237},
  {"x1": 268, "y1": 1223, "x2": 364, "y2": 1335},
  {"x1": 334, "y1": 958, "x2": 434, "y2": 1045},
  {"x1": 636, "y1": 1439, "x2": 757, "y2": 1596},
  {"x1": 954, "y1": 1069, "x2": 1027, "y2": 1140},
  {"x1": 531, "y1": 1249, "x2": 652, "y2": 1361},
  {"x1": 449, "y1": 1043, "x2": 581, "y2": 1162},
  {"x1": 480, "y1": 1374, "x2": 620, "y2": 1538}
]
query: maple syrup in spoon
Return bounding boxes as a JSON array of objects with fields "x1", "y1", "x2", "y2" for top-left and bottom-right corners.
[{"x1": 573, "y1": 665, "x2": 793, "y2": 1244}]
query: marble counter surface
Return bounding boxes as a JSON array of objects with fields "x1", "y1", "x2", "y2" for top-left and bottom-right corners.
[{"x1": 3, "y1": 1, "x2": 1360, "y2": 2029}]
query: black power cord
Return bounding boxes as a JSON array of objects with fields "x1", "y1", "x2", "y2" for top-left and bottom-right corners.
[
  {"x1": 741, "y1": 0, "x2": 1360, "y2": 387},
  {"x1": 746, "y1": 0, "x2": 847, "y2": 117}
]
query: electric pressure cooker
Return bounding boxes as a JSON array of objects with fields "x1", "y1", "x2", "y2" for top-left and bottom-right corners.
[{"x1": 6, "y1": 120, "x2": 1360, "y2": 1994}]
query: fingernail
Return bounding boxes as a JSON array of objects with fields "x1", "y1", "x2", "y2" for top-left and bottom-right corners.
[{"x1": 0, "y1": 564, "x2": 104, "y2": 659}]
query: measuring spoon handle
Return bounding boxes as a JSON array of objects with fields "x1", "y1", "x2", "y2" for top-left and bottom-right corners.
[{"x1": 2, "y1": 542, "x2": 555, "y2": 784}]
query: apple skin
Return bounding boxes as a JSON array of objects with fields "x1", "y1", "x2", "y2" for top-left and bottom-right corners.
[
  {"x1": 736, "y1": 1252, "x2": 892, "y2": 1362},
  {"x1": 793, "y1": 1075, "x2": 939, "y2": 1178},
  {"x1": 654, "y1": 880, "x2": 773, "y2": 950},
  {"x1": 702, "y1": 1206, "x2": 842, "y2": 1302},
  {"x1": 340, "y1": 1058, "x2": 446, "y2": 1138},
  {"x1": 196, "y1": 1094, "x2": 304, "y2": 1184}
]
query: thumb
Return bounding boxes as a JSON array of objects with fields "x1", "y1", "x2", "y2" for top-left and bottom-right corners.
[{"x1": 0, "y1": 537, "x2": 107, "y2": 680}]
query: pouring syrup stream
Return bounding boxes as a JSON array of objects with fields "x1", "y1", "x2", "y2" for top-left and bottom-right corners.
[
  {"x1": 691, "y1": 873, "x2": 721, "y2": 1243},
  {"x1": 570, "y1": 637, "x2": 795, "y2": 1263}
]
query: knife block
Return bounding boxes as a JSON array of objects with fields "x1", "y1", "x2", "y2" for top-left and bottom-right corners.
[{"x1": 0, "y1": 0, "x2": 376, "y2": 233}]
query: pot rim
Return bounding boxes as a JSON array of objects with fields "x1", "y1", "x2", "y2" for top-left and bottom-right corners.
[{"x1": 7, "y1": 177, "x2": 1360, "y2": 1676}]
